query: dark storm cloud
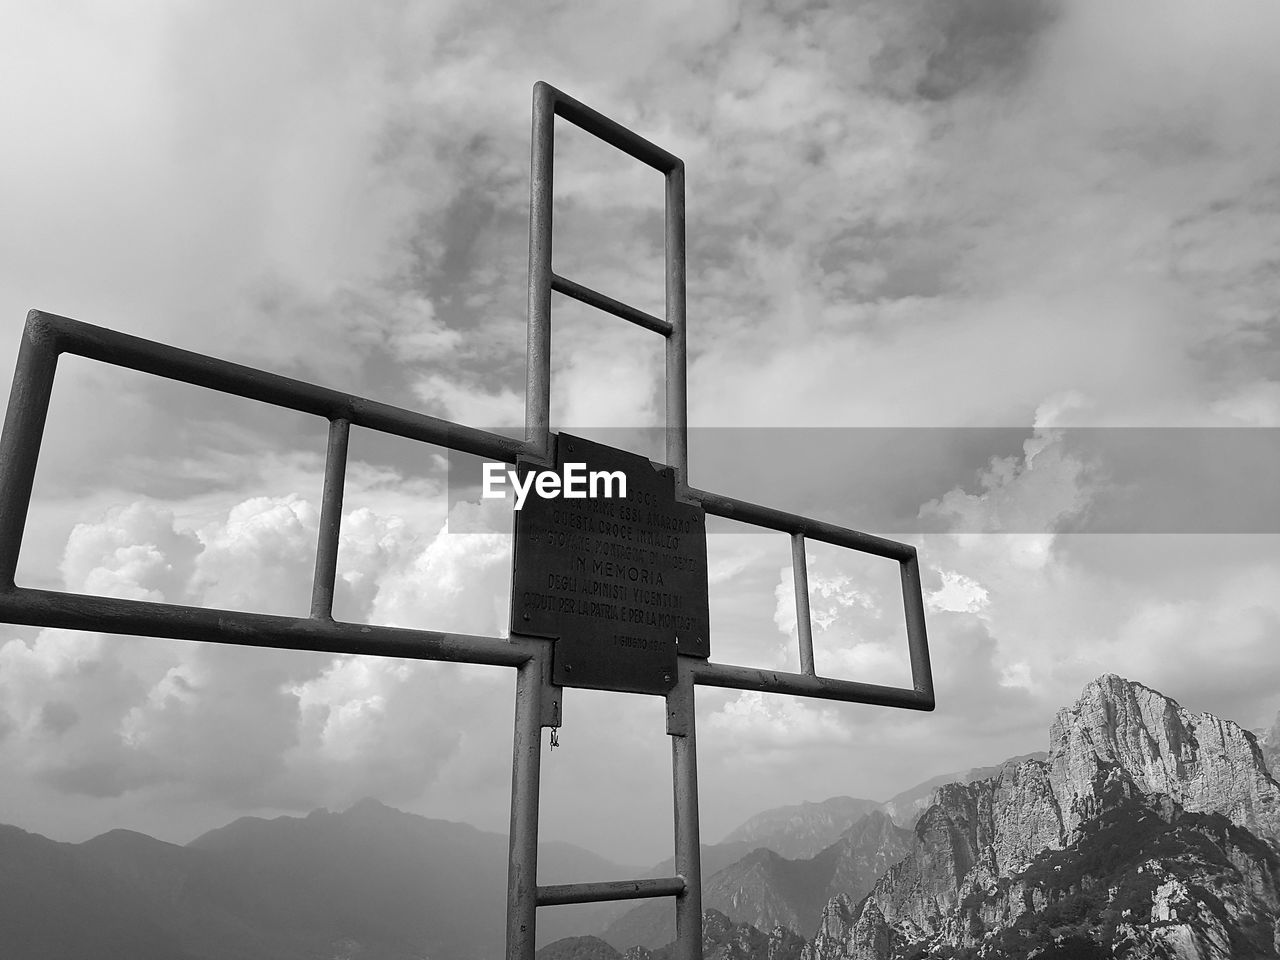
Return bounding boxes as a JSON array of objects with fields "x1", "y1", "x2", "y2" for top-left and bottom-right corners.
[
  {"x1": 913, "y1": 0, "x2": 1059, "y2": 101},
  {"x1": 42, "y1": 757, "x2": 147, "y2": 799},
  {"x1": 38, "y1": 701, "x2": 79, "y2": 736}
]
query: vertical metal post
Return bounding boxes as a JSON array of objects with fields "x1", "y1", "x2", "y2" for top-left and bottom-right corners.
[
  {"x1": 665, "y1": 161, "x2": 688, "y2": 487},
  {"x1": 526, "y1": 82, "x2": 555, "y2": 465},
  {"x1": 670, "y1": 660, "x2": 703, "y2": 959},
  {"x1": 791, "y1": 533, "x2": 816, "y2": 676},
  {"x1": 0, "y1": 316, "x2": 59, "y2": 589},
  {"x1": 310, "y1": 418, "x2": 349, "y2": 619},
  {"x1": 901, "y1": 551, "x2": 934, "y2": 696},
  {"x1": 507, "y1": 653, "x2": 545, "y2": 958}
]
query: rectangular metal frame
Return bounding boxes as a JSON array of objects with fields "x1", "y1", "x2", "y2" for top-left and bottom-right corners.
[{"x1": 0, "y1": 82, "x2": 933, "y2": 960}]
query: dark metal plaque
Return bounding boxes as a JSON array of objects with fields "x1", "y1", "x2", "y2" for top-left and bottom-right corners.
[{"x1": 511, "y1": 433, "x2": 710, "y2": 695}]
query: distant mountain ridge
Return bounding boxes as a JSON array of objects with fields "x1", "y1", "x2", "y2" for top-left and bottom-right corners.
[
  {"x1": 0, "y1": 753, "x2": 1054, "y2": 959},
  {"x1": 602, "y1": 811, "x2": 911, "y2": 949},
  {"x1": 0, "y1": 799, "x2": 634, "y2": 959},
  {"x1": 721, "y1": 797, "x2": 882, "y2": 859},
  {"x1": 716, "y1": 753, "x2": 1049, "y2": 859},
  {"x1": 537, "y1": 911, "x2": 805, "y2": 960}
]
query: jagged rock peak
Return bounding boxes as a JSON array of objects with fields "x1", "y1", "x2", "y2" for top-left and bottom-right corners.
[{"x1": 1049, "y1": 674, "x2": 1280, "y2": 841}]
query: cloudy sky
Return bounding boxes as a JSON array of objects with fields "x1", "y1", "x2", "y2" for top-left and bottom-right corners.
[{"x1": 2, "y1": 0, "x2": 1279, "y2": 874}]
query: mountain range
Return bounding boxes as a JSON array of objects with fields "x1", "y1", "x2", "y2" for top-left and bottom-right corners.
[
  {"x1": 0, "y1": 797, "x2": 633, "y2": 959},
  {"x1": 0, "y1": 748, "x2": 1020, "y2": 958},
  {"x1": 3, "y1": 674, "x2": 1278, "y2": 959},
  {"x1": 805, "y1": 675, "x2": 1280, "y2": 959}
]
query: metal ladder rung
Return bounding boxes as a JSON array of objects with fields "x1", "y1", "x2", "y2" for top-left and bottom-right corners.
[
  {"x1": 551, "y1": 273, "x2": 672, "y2": 337},
  {"x1": 535, "y1": 876, "x2": 686, "y2": 907}
]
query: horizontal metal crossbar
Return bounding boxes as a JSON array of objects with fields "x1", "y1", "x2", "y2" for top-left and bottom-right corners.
[
  {"x1": 551, "y1": 273, "x2": 673, "y2": 336},
  {"x1": 15, "y1": 312, "x2": 525, "y2": 463},
  {"x1": 0, "y1": 586, "x2": 534, "y2": 667},
  {"x1": 536, "y1": 877, "x2": 686, "y2": 906},
  {"x1": 691, "y1": 486, "x2": 915, "y2": 561},
  {"x1": 539, "y1": 81, "x2": 681, "y2": 174},
  {"x1": 0, "y1": 309, "x2": 932, "y2": 708},
  {"x1": 691, "y1": 660, "x2": 932, "y2": 711},
  {"x1": 0, "y1": 582, "x2": 933, "y2": 711}
]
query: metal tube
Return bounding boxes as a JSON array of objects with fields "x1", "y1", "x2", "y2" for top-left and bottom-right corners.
[
  {"x1": 901, "y1": 552, "x2": 934, "y2": 700},
  {"x1": 541, "y1": 82, "x2": 681, "y2": 173},
  {"x1": 507, "y1": 655, "x2": 544, "y2": 958},
  {"x1": 0, "y1": 586, "x2": 532, "y2": 667},
  {"x1": 671, "y1": 663, "x2": 703, "y2": 959},
  {"x1": 537, "y1": 877, "x2": 685, "y2": 906},
  {"x1": 526, "y1": 83, "x2": 555, "y2": 465},
  {"x1": 310, "y1": 418, "x2": 349, "y2": 620},
  {"x1": 31, "y1": 311, "x2": 527, "y2": 465},
  {"x1": 665, "y1": 162, "x2": 688, "y2": 487},
  {"x1": 689, "y1": 658, "x2": 935, "y2": 711},
  {"x1": 0, "y1": 314, "x2": 59, "y2": 588},
  {"x1": 791, "y1": 533, "x2": 816, "y2": 676},
  {"x1": 551, "y1": 274, "x2": 673, "y2": 337},
  {"x1": 690, "y1": 485, "x2": 914, "y2": 561}
]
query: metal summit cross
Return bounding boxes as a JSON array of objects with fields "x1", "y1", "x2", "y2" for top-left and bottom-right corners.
[{"x1": 0, "y1": 82, "x2": 934, "y2": 958}]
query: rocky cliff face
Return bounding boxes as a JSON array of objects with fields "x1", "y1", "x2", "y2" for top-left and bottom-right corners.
[
  {"x1": 806, "y1": 675, "x2": 1280, "y2": 960},
  {"x1": 825, "y1": 812, "x2": 914, "y2": 907},
  {"x1": 878, "y1": 753, "x2": 1049, "y2": 827},
  {"x1": 1262, "y1": 713, "x2": 1280, "y2": 784},
  {"x1": 1050, "y1": 675, "x2": 1280, "y2": 841}
]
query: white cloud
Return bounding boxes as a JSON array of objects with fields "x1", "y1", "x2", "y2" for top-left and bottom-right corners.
[
  {"x1": 190, "y1": 495, "x2": 319, "y2": 615},
  {"x1": 413, "y1": 375, "x2": 524, "y2": 429},
  {"x1": 332, "y1": 508, "x2": 416, "y2": 620},
  {"x1": 926, "y1": 570, "x2": 989, "y2": 615},
  {"x1": 920, "y1": 426, "x2": 1096, "y2": 547},
  {"x1": 61, "y1": 503, "x2": 200, "y2": 603},
  {"x1": 369, "y1": 510, "x2": 512, "y2": 637},
  {"x1": 1211, "y1": 381, "x2": 1280, "y2": 427},
  {"x1": 0, "y1": 488, "x2": 515, "y2": 821},
  {"x1": 708, "y1": 690, "x2": 853, "y2": 752}
]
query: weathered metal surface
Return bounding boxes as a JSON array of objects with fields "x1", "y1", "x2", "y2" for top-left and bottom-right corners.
[
  {"x1": 690, "y1": 659, "x2": 934, "y2": 709},
  {"x1": 550, "y1": 273, "x2": 673, "y2": 336},
  {"x1": 506, "y1": 656, "x2": 544, "y2": 957},
  {"x1": 664, "y1": 159, "x2": 687, "y2": 485},
  {"x1": 0, "y1": 586, "x2": 535, "y2": 667},
  {"x1": 310, "y1": 418, "x2": 349, "y2": 620},
  {"x1": 511, "y1": 433, "x2": 710, "y2": 696},
  {"x1": 671, "y1": 658, "x2": 703, "y2": 957},
  {"x1": 537, "y1": 877, "x2": 686, "y2": 907},
  {"x1": 791, "y1": 533, "x2": 816, "y2": 677}
]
